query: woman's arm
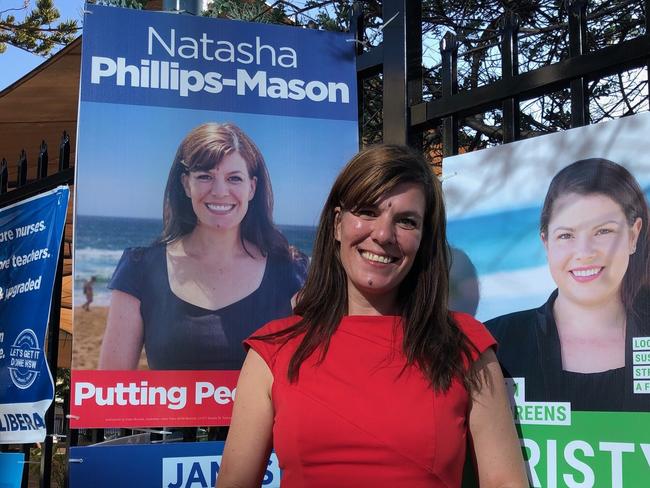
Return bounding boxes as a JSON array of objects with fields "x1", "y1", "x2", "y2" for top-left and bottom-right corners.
[
  {"x1": 98, "y1": 290, "x2": 144, "y2": 369},
  {"x1": 469, "y1": 348, "x2": 529, "y2": 488},
  {"x1": 216, "y1": 349, "x2": 274, "y2": 488}
]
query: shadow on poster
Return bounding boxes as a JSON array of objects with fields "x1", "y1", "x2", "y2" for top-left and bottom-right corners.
[
  {"x1": 445, "y1": 112, "x2": 650, "y2": 487},
  {"x1": 71, "y1": 5, "x2": 358, "y2": 428}
]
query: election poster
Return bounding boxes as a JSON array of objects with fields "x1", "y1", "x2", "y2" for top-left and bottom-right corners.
[
  {"x1": 71, "y1": 5, "x2": 358, "y2": 427},
  {"x1": 69, "y1": 441, "x2": 279, "y2": 488},
  {"x1": 444, "y1": 112, "x2": 650, "y2": 487},
  {"x1": 0, "y1": 186, "x2": 69, "y2": 443}
]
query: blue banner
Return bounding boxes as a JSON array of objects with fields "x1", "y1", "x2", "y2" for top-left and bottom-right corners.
[
  {"x1": 0, "y1": 186, "x2": 69, "y2": 443},
  {"x1": 81, "y1": 4, "x2": 357, "y2": 121},
  {"x1": 69, "y1": 441, "x2": 280, "y2": 488}
]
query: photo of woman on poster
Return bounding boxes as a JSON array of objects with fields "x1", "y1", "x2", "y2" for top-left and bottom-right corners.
[
  {"x1": 98, "y1": 122, "x2": 308, "y2": 370},
  {"x1": 487, "y1": 158, "x2": 650, "y2": 411}
]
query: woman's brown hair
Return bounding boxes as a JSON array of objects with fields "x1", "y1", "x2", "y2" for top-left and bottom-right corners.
[
  {"x1": 157, "y1": 122, "x2": 290, "y2": 259},
  {"x1": 260, "y1": 144, "x2": 479, "y2": 392}
]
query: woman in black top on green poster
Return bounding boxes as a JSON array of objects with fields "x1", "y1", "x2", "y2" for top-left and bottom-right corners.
[{"x1": 487, "y1": 158, "x2": 650, "y2": 411}]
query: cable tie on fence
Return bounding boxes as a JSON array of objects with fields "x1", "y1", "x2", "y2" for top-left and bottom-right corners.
[
  {"x1": 346, "y1": 39, "x2": 370, "y2": 49},
  {"x1": 18, "y1": 460, "x2": 41, "y2": 464},
  {"x1": 69, "y1": 458, "x2": 84, "y2": 464},
  {"x1": 438, "y1": 171, "x2": 458, "y2": 183},
  {"x1": 346, "y1": 10, "x2": 399, "y2": 49},
  {"x1": 66, "y1": 414, "x2": 80, "y2": 420},
  {"x1": 378, "y1": 11, "x2": 400, "y2": 33},
  {"x1": 133, "y1": 428, "x2": 173, "y2": 435}
]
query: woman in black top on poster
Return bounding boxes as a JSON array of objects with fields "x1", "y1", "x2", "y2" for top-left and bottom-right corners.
[
  {"x1": 98, "y1": 123, "x2": 307, "y2": 370},
  {"x1": 487, "y1": 159, "x2": 650, "y2": 411}
]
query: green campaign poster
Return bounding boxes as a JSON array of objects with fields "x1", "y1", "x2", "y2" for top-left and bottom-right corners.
[{"x1": 445, "y1": 112, "x2": 650, "y2": 487}]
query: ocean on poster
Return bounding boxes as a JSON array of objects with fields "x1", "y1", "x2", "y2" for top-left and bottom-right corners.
[{"x1": 74, "y1": 215, "x2": 316, "y2": 305}]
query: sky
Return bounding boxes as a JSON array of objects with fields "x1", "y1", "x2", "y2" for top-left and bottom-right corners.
[
  {"x1": 443, "y1": 111, "x2": 650, "y2": 220},
  {"x1": 0, "y1": 0, "x2": 86, "y2": 91}
]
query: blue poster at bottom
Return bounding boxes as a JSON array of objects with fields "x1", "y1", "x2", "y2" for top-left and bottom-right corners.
[
  {"x1": 0, "y1": 452, "x2": 25, "y2": 488},
  {"x1": 69, "y1": 441, "x2": 280, "y2": 488}
]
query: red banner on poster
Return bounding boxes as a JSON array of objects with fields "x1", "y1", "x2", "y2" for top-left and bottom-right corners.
[{"x1": 70, "y1": 370, "x2": 239, "y2": 428}]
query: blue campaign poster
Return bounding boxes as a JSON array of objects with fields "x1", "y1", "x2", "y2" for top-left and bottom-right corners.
[
  {"x1": 0, "y1": 452, "x2": 25, "y2": 488},
  {"x1": 69, "y1": 441, "x2": 280, "y2": 488},
  {"x1": 72, "y1": 4, "x2": 358, "y2": 427},
  {"x1": 0, "y1": 186, "x2": 70, "y2": 443}
]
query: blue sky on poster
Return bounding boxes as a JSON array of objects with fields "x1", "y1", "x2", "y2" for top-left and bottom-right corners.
[
  {"x1": 0, "y1": 0, "x2": 85, "y2": 91},
  {"x1": 444, "y1": 111, "x2": 650, "y2": 220},
  {"x1": 75, "y1": 101, "x2": 357, "y2": 224}
]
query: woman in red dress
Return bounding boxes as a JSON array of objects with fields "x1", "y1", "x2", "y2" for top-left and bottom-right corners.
[{"x1": 217, "y1": 145, "x2": 527, "y2": 487}]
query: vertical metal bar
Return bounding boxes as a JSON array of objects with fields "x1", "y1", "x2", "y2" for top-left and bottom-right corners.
[
  {"x1": 22, "y1": 444, "x2": 30, "y2": 488},
  {"x1": 17, "y1": 150, "x2": 27, "y2": 187},
  {"x1": 37, "y1": 141, "x2": 48, "y2": 179},
  {"x1": 59, "y1": 132, "x2": 70, "y2": 171},
  {"x1": 351, "y1": 2, "x2": 365, "y2": 148},
  {"x1": 406, "y1": 0, "x2": 423, "y2": 148},
  {"x1": 441, "y1": 32, "x2": 459, "y2": 157},
  {"x1": 568, "y1": 0, "x2": 588, "y2": 127},
  {"x1": 0, "y1": 158, "x2": 7, "y2": 194},
  {"x1": 182, "y1": 427, "x2": 198, "y2": 442},
  {"x1": 91, "y1": 429, "x2": 104, "y2": 444},
  {"x1": 646, "y1": 0, "x2": 650, "y2": 103},
  {"x1": 501, "y1": 11, "x2": 520, "y2": 143},
  {"x1": 63, "y1": 387, "x2": 72, "y2": 488},
  {"x1": 40, "y1": 236, "x2": 65, "y2": 488},
  {"x1": 69, "y1": 428, "x2": 79, "y2": 447},
  {"x1": 382, "y1": 0, "x2": 421, "y2": 145}
]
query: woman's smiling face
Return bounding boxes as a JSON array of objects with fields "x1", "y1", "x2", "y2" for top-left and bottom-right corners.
[
  {"x1": 335, "y1": 182, "x2": 426, "y2": 308},
  {"x1": 543, "y1": 192, "x2": 641, "y2": 307},
  {"x1": 182, "y1": 151, "x2": 256, "y2": 231}
]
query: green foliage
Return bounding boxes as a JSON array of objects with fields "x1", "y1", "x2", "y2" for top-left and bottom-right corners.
[
  {"x1": 0, "y1": 0, "x2": 78, "y2": 56},
  {"x1": 91, "y1": 0, "x2": 148, "y2": 9},
  {"x1": 55, "y1": 367, "x2": 70, "y2": 403},
  {"x1": 28, "y1": 446, "x2": 67, "y2": 488},
  {"x1": 203, "y1": 0, "x2": 288, "y2": 24}
]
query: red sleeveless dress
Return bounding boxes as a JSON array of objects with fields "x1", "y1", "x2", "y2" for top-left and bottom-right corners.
[{"x1": 245, "y1": 313, "x2": 495, "y2": 487}]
